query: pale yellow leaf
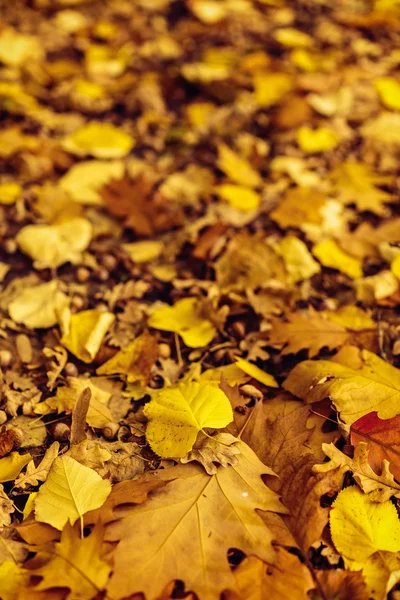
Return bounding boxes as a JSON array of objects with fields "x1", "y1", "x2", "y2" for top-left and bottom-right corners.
[
  {"x1": 0, "y1": 28, "x2": 42, "y2": 67},
  {"x1": 355, "y1": 271, "x2": 399, "y2": 303},
  {"x1": 35, "y1": 455, "x2": 111, "y2": 530},
  {"x1": 0, "y1": 183, "x2": 21, "y2": 205},
  {"x1": 122, "y1": 241, "x2": 164, "y2": 263},
  {"x1": 16, "y1": 218, "x2": 92, "y2": 269},
  {"x1": 274, "y1": 28, "x2": 314, "y2": 47},
  {"x1": 275, "y1": 236, "x2": 320, "y2": 282},
  {"x1": 8, "y1": 281, "x2": 69, "y2": 329},
  {"x1": 59, "y1": 160, "x2": 125, "y2": 205}
]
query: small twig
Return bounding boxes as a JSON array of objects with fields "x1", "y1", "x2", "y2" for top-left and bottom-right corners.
[{"x1": 70, "y1": 387, "x2": 91, "y2": 446}]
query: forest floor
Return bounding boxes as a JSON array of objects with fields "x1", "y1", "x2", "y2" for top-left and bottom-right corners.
[{"x1": 1, "y1": 0, "x2": 400, "y2": 599}]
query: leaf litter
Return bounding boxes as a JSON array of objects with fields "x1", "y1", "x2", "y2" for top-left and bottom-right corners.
[{"x1": 0, "y1": 0, "x2": 400, "y2": 599}]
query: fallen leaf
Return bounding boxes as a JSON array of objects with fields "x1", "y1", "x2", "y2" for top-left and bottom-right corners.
[
  {"x1": 0, "y1": 453, "x2": 32, "y2": 483},
  {"x1": 62, "y1": 122, "x2": 134, "y2": 158},
  {"x1": 315, "y1": 570, "x2": 369, "y2": 600},
  {"x1": 275, "y1": 235, "x2": 320, "y2": 283},
  {"x1": 35, "y1": 455, "x2": 111, "y2": 530},
  {"x1": 144, "y1": 381, "x2": 233, "y2": 458},
  {"x1": 269, "y1": 310, "x2": 350, "y2": 357},
  {"x1": 297, "y1": 126, "x2": 339, "y2": 153},
  {"x1": 329, "y1": 161, "x2": 394, "y2": 214},
  {"x1": 234, "y1": 357, "x2": 278, "y2": 388},
  {"x1": 215, "y1": 184, "x2": 260, "y2": 211},
  {"x1": 217, "y1": 144, "x2": 262, "y2": 188},
  {"x1": 8, "y1": 281, "x2": 69, "y2": 329},
  {"x1": 253, "y1": 72, "x2": 293, "y2": 107},
  {"x1": 14, "y1": 442, "x2": 60, "y2": 490},
  {"x1": 27, "y1": 523, "x2": 111, "y2": 599},
  {"x1": 231, "y1": 548, "x2": 314, "y2": 600},
  {"x1": 148, "y1": 297, "x2": 217, "y2": 348},
  {"x1": 270, "y1": 187, "x2": 326, "y2": 229},
  {"x1": 330, "y1": 486, "x2": 400, "y2": 599},
  {"x1": 284, "y1": 347, "x2": 400, "y2": 425},
  {"x1": 374, "y1": 76, "x2": 400, "y2": 110},
  {"x1": 105, "y1": 441, "x2": 287, "y2": 600},
  {"x1": 180, "y1": 432, "x2": 241, "y2": 475},
  {"x1": 97, "y1": 330, "x2": 158, "y2": 384},
  {"x1": 313, "y1": 239, "x2": 363, "y2": 279},
  {"x1": 314, "y1": 442, "x2": 400, "y2": 502},
  {"x1": 59, "y1": 160, "x2": 125, "y2": 205},
  {"x1": 122, "y1": 241, "x2": 164, "y2": 263},
  {"x1": 351, "y1": 412, "x2": 400, "y2": 482},
  {"x1": 325, "y1": 305, "x2": 376, "y2": 331},
  {"x1": 16, "y1": 219, "x2": 92, "y2": 270},
  {"x1": 355, "y1": 270, "x2": 399, "y2": 303},
  {"x1": 0, "y1": 28, "x2": 42, "y2": 67},
  {"x1": 61, "y1": 310, "x2": 115, "y2": 363},
  {"x1": 361, "y1": 111, "x2": 400, "y2": 147},
  {"x1": 0, "y1": 182, "x2": 21, "y2": 205},
  {"x1": 0, "y1": 561, "x2": 29, "y2": 600}
]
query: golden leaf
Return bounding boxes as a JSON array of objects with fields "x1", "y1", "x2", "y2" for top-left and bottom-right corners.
[
  {"x1": 16, "y1": 218, "x2": 92, "y2": 270},
  {"x1": 215, "y1": 184, "x2": 261, "y2": 211},
  {"x1": 217, "y1": 143, "x2": 262, "y2": 188},
  {"x1": 97, "y1": 330, "x2": 158, "y2": 384},
  {"x1": 374, "y1": 76, "x2": 400, "y2": 110},
  {"x1": 297, "y1": 126, "x2": 339, "y2": 153},
  {"x1": 61, "y1": 310, "x2": 115, "y2": 363},
  {"x1": 35, "y1": 455, "x2": 111, "y2": 530},
  {"x1": 8, "y1": 281, "x2": 69, "y2": 329},
  {"x1": 59, "y1": 160, "x2": 125, "y2": 205},
  {"x1": 144, "y1": 381, "x2": 233, "y2": 458},
  {"x1": 0, "y1": 453, "x2": 32, "y2": 484},
  {"x1": 313, "y1": 238, "x2": 363, "y2": 279},
  {"x1": 105, "y1": 442, "x2": 287, "y2": 600},
  {"x1": 62, "y1": 122, "x2": 134, "y2": 158}
]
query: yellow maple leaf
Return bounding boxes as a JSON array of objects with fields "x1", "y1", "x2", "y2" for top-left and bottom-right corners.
[
  {"x1": 374, "y1": 77, "x2": 400, "y2": 110},
  {"x1": 0, "y1": 561, "x2": 29, "y2": 600},
  {"x1": 329, "y1": 161, "x2": 394, "y2": 214},
  {"x1": 59, "y1": 160, "x2": 125, "y2": 205},
  {"x1": 28, "y1": 523, "x2": 111, "y2": 599},
  {"x1": 8, "y1": 280, "x2": 69, "y2": 329},
  {"x1": 217, "y1": 143, "x2": 262, "y2": 188},
  {"x1": 313, "y1": 239, "x2": 363, "y2": 279},
  {"x1": 61, "y1": 310, "x2": 115, "y2": 363},
  {"x1": 62, "y1": 122, "x2": 134, "y2": 158},
  {"x1": 148, "y1": 297, "x2": 216, "y2": 348},
  {"x1": 96, "y1": 330, "x2": 158, "y2": 384},
  {"x1": 330, "y1": 486, "x2": 400, "y2": 599},
  {"x1": 215, "y1": 184, "x2": 261, "y2": 211},
  {"x1": 35, "y1": 455, "x2": 111, "y2": 531},
  {"x1": 144, "y1": 382, "x2": 233, "y2": 457},
  {"x1": 16, "y1": 218, "x2": 92, "y2": 269},
  {"x1": 284, "y1": 347, "x2": 400, "y2": 425},
  {"x1": 297, "y1": 126, "x2": 339, "y2": 153}
]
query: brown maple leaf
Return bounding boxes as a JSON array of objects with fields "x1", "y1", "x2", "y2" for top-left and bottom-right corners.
[
  {"x1": 269, "y1": 310, "x2": 350, "y2": 358},
  {"x1": 101, "y1": 176, "x2": 184, "y2": 235}
]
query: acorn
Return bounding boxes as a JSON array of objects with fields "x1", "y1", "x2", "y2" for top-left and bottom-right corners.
[
  {"x1": 51, "y1": 422, "x2": 71, "y2": 441},
  {"x1": 102, "y1": 422, "x2": 120, "y2": 440}
]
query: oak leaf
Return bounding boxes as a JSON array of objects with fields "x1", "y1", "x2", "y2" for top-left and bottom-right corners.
[
  {"x1": 351, "y1": 412, "x2": 400, "y2": 482},
  {"x1": 330, "y1": 486, "x2": 400, "y2": 599},
  {"x1": 35, "y1": 455, "x2": 111, "y2": 531},
  {"x1": 14, "y1": 442, "x2": 59, "y2": 491},
  {"x1": 284, "y1": 347, "x2": 400, "y2": 425},
  {"x1": 144, "y1": 382, "x2": 233, "y2": 458},
  {"x1": 27, "y1": 523, "x2": 111, "y2": 600},
  {"x1": 329, "y1": 161, "x2": 394, "y2": 214},
  {"x1": 180, "y1": 432, "x2": 241, "y2": 475},
  {"x1": 314, "y1": 442, "x2": 400, "y2": 502},
  {"x1": 269, "y1": 310, "x2": 350, "y2": 357},
  {"x1": 105, "y1": 441, "x2": 287, "y2": 600}
]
